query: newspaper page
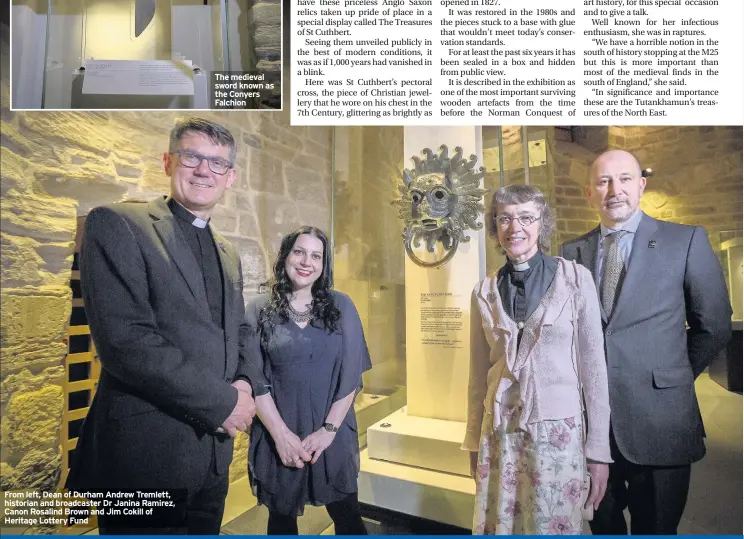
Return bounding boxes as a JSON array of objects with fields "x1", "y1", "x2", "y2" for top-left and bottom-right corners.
[
  {"x1": 292, "y1": 0, "x2": 743, "y2": 125},
  {"x1": 1, "y1": 0, "x2": 742, "y2": 536}
]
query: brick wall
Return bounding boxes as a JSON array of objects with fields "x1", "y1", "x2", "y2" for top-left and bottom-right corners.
[{"x1": 551, "y1": 126, "x2": 743, "y2": 258}]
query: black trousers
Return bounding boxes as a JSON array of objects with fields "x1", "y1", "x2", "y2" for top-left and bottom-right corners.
[
  {"x1": 590, "y1": 433, "x2": 691, "y2": 535},
  {"x1": 267, "y1": 492, "x2": 367, "y2": 535},
  {"x1": 98, "y1": 455, "x2": 229, "y2": 535}
]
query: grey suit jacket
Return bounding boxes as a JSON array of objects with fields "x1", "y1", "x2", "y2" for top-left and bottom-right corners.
[
  {"x1": 560, "y1": 213, "x2": 732, "y2": 466},
  {"x1": 67, "y1": 197, "x2": 255, "y2": 493}
]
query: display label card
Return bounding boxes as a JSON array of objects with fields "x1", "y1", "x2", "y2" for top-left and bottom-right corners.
[{"x1": 82, "y1": 60, "x2": 194, "y2": 96}]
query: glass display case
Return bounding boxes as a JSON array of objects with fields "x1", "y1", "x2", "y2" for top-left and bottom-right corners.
[
  {"x1": 709, "y1": 233, "x2": 742, "y2": 393},
  {"x1": 482, "y1": 126, "x2": 554, "y2": 274},
  {"x1": 721, "y1": 235, "x2": 743, "y2": 323},
  {"x1": 330, "y1": 126, "x2": 547, "y2": 444},
  {"x1": 41, "y1": 0, "x2": 230, "y2": 108},
  {"x1": 331, "y1": 127, "x2": 535, "y2": 528},
  {"x1": 332, "y1": 127, "x2": 408, "y2": 445}
]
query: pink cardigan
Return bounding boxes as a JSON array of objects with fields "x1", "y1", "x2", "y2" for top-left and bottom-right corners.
[{"x1": 462, "y1": 258, "x2": 612, "y2": 463}]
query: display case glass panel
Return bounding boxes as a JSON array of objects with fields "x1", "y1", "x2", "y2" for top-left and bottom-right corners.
[
  {"x1": 42, "y1": 0, "x2": 229, "y2": 108},
  {"x1": 331, "y1": 127, "x2": 529, "y2": 443},
  {"x1": 720, "y1": 234, "x2": 743, "y2": 322},
  {"x1": 332, "y1": 127, "x2": 407, "y2": 444},
  {"x1": 482, "y1": 126, "x2": 554, "y2": 275}
]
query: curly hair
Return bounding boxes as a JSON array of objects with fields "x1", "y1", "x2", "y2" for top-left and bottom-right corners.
[
  {"x1": 258, "y1": 226, "x2": 342, "y2": 334},
  {"x1": 486, "y1": 184, "x2": 556, "y2": 253}
]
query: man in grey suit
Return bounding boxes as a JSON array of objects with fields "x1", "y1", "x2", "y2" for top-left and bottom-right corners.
[
  {"x1": 560, "y1": 149, "x2": 732, "y2": 535},
  {"x1": 66, "y1": 118, "x2": 258, "y2": 534}
]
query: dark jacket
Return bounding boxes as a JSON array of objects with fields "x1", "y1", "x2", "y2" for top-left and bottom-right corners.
[
  {"x1": 560, "y1": 213, "x2": 732, "y2": 466},
  {"x1": 66, "y1": 197, "x2": 257, "y2": 493}
]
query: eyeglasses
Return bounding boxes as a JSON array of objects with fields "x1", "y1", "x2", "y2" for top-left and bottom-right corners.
[
  {"x1": 173, "y1": 149, "x2": 232, "y2": 175},
  {"x1": 494, "y1": 214, "x2": 541, "y2": 228}
]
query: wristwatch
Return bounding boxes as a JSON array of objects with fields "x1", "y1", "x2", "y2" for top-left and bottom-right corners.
[{"x1": 322, "y1": 422, "x2": 338, "y2": 433}]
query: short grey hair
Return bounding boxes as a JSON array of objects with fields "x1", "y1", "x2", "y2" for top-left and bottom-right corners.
[
  {"x1": 487, "y1": 184, "x2": 556, "y2": 253},
  {"x1": 169, "y1": 117, "x2": 237, "y2": 164}
]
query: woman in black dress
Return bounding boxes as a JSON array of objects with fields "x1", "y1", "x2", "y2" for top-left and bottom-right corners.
[{"x1": 243, "y1": 226, "x2": 371, "y2": 535}]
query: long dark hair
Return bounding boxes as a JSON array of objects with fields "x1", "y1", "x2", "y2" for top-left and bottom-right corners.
[{"x1": 259, "y1": 226, "x2": 342, "y2": 334}]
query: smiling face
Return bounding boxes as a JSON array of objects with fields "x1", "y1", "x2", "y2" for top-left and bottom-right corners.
[
  {"x1": 587, "y1": 150, "x2": 646, "y2": 228},
  {"x1": 284, "y1": 233, "x2": 324, "y2": 292},
  {"x1": 495, "y1": 201, "x2": 541, "y2": 263},
  {"x1": 163, "y1": 131, "x2": 237, "y2": 219}
]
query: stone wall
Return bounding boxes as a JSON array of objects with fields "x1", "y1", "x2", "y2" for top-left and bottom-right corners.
[
  {"x1": 243, "y1": 0, "x2": 283, "y2": 107},
  {"x1": 608, "y1": 126, "x2": 742, "y2": 235},
  {"x1": 0, "y1": 21, "x2": 331, "y2": 497},
  {"x1": 552, "y1": 135, "x2": 603, "y2": 247},
  {"x1": 250, "y1": 0, "x2": 282, "y2": 74}
]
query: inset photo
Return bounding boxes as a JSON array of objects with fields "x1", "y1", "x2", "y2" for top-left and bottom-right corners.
[{"x1": 10, "y1": 0, "x2": 282, "y2": 110}]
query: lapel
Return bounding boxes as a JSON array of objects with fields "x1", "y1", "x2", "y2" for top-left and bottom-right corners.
[
  {"x1": 475, "y1": 275, "x2": 518, "y2": 365},
  {"x1": 577, "y1": 226, "x2": 601, "y2": 284},
  {"x1": 609, "y1": 213, "x2": 659, "y2": 325},
  {"x1": 211, "y1": 227, "x2": 238, "y2": 323},
  {"x1": 475, "y1": 262, "x2": 576, "y2": 371},
  {"x1": 516, "y1": 262, "x2": 575, "y2": 364},
  {"x1": 476, "y1": 275, "x2": 515, "y2": 335},
  {"x1": 149, "y1": 197, "x2": 209, "y2": 307},
  {"x1": 576, "y1": 226, "x2": 606, "y2": 321}
]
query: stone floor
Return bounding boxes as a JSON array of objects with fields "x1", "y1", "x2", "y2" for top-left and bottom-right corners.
[
  {"x1": 2, "y1": 374, "x2": 737, "y2": 536},
  {"x1": 218, "y1": 373, "x2": 742, "y2": 536},
  {"x1": 677, "y1": 373, "x2": 742, "y2": 535}
]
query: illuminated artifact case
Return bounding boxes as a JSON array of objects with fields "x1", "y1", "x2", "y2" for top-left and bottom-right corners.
[
  {"x1": 709, "y1": 235, "x2": 743, "y2": 393},
  {"x1": 41, "y1": 0, "x2": 230, "y2": 109},
  {"x1": 332, "y1": 126, "x2": 542, "y2": 530},
  {"x1": 722, "y1": 237, "x2": 743, "y2": 323}
]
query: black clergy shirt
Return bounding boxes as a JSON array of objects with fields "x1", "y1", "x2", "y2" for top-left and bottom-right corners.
[
  {"x1": 167, "y1": 197, "x2": 225, "y2": 329},
  {"x1": 497, "y1": 250, "x2": 558, "y2": 346}
]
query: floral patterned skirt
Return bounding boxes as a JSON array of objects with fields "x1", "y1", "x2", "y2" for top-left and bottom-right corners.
[{"x1": 473, "y1": 384, "x2": 585, "y2": 535}]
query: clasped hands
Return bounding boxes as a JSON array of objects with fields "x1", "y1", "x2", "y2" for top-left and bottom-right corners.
[
  {"x1": 275, "y1": 427, "x2": 336, "y2": 468},
  {"x1": 217, "y1": 380, "x2": 256, "y2": 437}
]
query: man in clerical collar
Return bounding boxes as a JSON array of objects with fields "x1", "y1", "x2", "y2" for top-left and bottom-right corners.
[
  {"x1": 560, "y1": 149, "x2": 732, "y2": 535},
  {"x1": 66, "y1": 118, "x2": 259, "y2": 534}
]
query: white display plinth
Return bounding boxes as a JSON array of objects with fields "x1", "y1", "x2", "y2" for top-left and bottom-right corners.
[
  {"x1": 359, "y1": 126, "x2": 484, "y2": 530},
  {"x1": 354, "y1": 388, "x2": 407, "y2": 448},
  {"x1": 355, "y1": 393, "x2": 390, "y2": 448},
  {"x1": 358, "y1": 448, "x2": 475, "y2": 529},
  {"x1": 404, "y1": 126, "x2": 486, "y2": 422},
  {"x1": 366, "y1": 407, "x2": 470, "y2": 477}
]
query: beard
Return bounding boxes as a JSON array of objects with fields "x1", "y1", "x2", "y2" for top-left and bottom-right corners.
[{"x1": 603, "y1": 199, "x2": 636, "y2": 223}]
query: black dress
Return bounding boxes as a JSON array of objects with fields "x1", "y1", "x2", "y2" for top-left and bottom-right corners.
[{"x1": 245, "y1": 291, "x2": 372, "y2": 516}]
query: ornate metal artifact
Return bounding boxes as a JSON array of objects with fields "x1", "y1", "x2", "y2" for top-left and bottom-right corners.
[{"x1": 392, "y1": 145, "x2": 488, "y2": 268}]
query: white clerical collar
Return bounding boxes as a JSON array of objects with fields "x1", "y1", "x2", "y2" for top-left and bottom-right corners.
[
  {"x1": 191, "y1": 216, "x2": 208, "y2": 228},
  {"x1": 168, "y1": 197, "x2": 210, "y2": 228},
  {"x1": 508, "y1": 250, "x2": 542, "y2": 272}
]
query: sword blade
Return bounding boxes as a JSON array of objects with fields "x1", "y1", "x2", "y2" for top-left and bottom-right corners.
[{"x1": 134, "y1": 0, "x2": 156, "y2": 37}]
